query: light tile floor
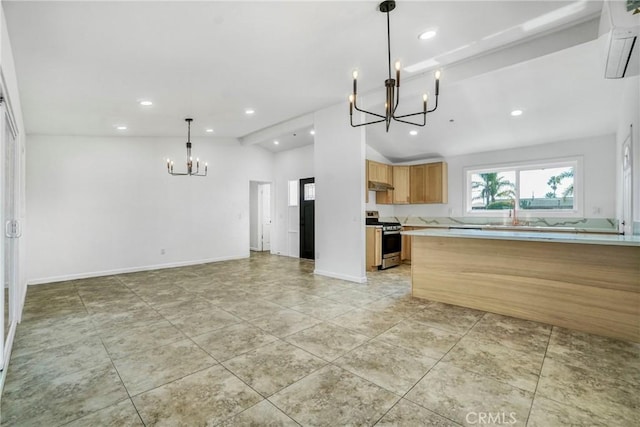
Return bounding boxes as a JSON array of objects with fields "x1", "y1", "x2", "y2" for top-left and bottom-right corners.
[{"x1": 1, "y1": 252, "x2": 638, "y2": 426}]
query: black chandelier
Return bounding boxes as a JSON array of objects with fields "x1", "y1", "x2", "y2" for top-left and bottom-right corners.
[
  {"x1": 166, "y1": 118, "x2": 207, "y2": 176},
  {"x1": 349, "y1": 0, "x2": 441, "y2": 132}
]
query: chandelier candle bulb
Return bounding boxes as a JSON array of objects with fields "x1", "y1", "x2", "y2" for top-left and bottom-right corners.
[
  {"x1": 435, "y1": 70, "x2": 441, "y2": 96},
  {"x1": 395, "y1": 61, "x2": 401, "y2": 86},
  {"x1": 352, "y1": 70, "x2": 358, "y2": 95},
  {"x1": 423, "y1": 93, "x2": 427, "y2": 111}
]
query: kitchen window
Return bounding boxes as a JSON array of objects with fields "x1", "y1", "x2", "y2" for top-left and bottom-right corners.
[{"x1": 464, "y1": 158, "x2": 581, "y2": 217}]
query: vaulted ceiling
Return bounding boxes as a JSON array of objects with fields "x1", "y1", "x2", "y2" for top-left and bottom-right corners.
[{"x1": 3, "y1": 0, "x2": 635, "y2": 160}]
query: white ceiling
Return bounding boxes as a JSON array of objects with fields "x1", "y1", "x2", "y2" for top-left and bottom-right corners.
[{"x1": 3, "y1": 0, "x2": 632, "y2": 159}]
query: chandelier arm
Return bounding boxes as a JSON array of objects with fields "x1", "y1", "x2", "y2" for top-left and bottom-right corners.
[
  {"x1": 427, "y1": 96, "x2": 439, "y2": 113},
  {"x1": 393, "y1": 111, "x2": 427, "y2": 119},
  {"x1": 351, "y1": 115, "x2": 387, "y2": 127},
  {"x1": 392, "y1": 85, "x2": 400, "y2": 116},
  {"x1": 353, "y1": 103, "x2": 386, "y2": 119},
  {"x1": 393, "y1": 116, "x2": 427, "y2": 127}
]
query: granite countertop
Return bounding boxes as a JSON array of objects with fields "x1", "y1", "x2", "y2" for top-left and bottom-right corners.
[
  {"x1": 402, "y1": 228, "x2": 640, "y2": 246},
  {"x1": 400, "y1": 223, "x2": 618, "y2": 234}
]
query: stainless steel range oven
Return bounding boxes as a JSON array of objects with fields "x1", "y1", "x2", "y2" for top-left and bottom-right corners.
[
  {"x1": 380, "y1": 224, "x2": 401, "y2": 269},
  {"x1": 366, "y1": 211, "x2": 402, "y2": 269}
]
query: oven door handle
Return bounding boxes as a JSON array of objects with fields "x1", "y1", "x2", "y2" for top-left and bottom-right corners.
[{"x1": 383, "y1": 230, "x2": 401, "y2": 235}]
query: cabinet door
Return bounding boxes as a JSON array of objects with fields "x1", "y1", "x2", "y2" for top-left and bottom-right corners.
[
  {"x1": 366, "y1": 227, "x2": 383, "y2": 270},
  {"x1": 401, "y1": 227, "x2": 412, "y2": 261},
  {"x1": 374, "y1": 228, "x2": 382, "y2": 265},
  {"x1": 370, "y1": 162, "x2": 380, "y2": 182},
  {"x1": 410, "y1": 164, "x2": 427, "y2": 203},
  {"x1": 392, "y1": 166, "x2": 410, "y2": 204},
  {"x1": 425, "y1": 162, "x2": 448, "y2": 203},
  {"x1": 410, "y1": 162, "x2": 448, "y2": 204},
  {"x1": 376, "y1": 164, "x2": 394, "y2": 204}
]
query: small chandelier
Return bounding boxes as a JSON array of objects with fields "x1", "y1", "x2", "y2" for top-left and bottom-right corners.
[
  {"x1": 349, "y1": 0, "x2": 441, "y2": 132},
  {"x1": 166, "y1": 118, "x2": 207, "y2": 176}
]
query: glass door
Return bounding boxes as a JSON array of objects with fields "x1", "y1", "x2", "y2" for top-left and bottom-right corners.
[{"x1": 1, "y1": 98, "x2": 19, "y2": 371}]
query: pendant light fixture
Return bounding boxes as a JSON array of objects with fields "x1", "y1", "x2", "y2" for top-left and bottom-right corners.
[
  {"x1": 166, "y1": 118, "x2": 207, "y2": 176},
  {"x1": 349, "y1": 0, "x2": 441, "y2": 132}
]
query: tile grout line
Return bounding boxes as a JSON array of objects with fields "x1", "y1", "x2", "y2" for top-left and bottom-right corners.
[
  {"x1": 383, "y1": 311, "x2": 488, "y2": 426},
  {"x1": 523, "y1": 325, "x2": 554, "y2": 426}
]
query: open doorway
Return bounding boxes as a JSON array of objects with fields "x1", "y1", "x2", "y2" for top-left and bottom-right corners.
[{"x1": 249, "y1": 181, "x2": 272, "y2": 252}]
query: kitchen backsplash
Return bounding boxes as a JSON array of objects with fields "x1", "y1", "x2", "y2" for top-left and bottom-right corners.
[{"x1": 382, "y1": 216, "x2": 619, "y2": 232}]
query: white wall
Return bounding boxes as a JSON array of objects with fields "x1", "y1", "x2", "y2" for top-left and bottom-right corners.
[
  {"x1": 314, "y1": 103, "x2": 366, "y2": 283},
  {"x1": 272, "y1": 144, "x2": 313, "y2": 257},
  {"x1": 615, "y1": 76, "x2": 639, "y2": 232},
  {"x1": 26, "y1": 135, "x2": 273, "y2": 283},
  {"x1": 391, "y1": 134, "x2": 617, "y2": 219}
]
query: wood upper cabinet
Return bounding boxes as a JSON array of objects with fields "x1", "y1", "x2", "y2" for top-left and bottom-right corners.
[
  {"x1": 367, "y1": 160, "x2": 391, "y2": 184},
  {"x1": 376, "y1": 164, "x2": 394, "y2": 204},
  {"x1": 410, "y1": 162, "x2": 448, "y2": 204},
  {"x1": 392, "y1": 166, "x2": 410, "y2": 204},
  {"x1": 366, "y1": 159, "x2": 447, "y2": 205}
]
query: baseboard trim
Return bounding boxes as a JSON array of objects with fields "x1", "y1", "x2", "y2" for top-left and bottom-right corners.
[
  {"x1": 313, "y1": 269, "x2": 367, "y2": 284},
  {"x1": 27, "y1": 254, "x2": 250, "y2": 285}
]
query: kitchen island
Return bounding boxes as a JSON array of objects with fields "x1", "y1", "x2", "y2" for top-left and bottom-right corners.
[{"x1": 403, "y1": 228, "x2": 640, "y2": 342}]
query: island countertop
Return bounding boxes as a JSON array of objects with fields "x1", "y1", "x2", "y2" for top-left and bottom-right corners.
[{"x1": 402, "y1": 228, "x2": 640, "y2": 247}]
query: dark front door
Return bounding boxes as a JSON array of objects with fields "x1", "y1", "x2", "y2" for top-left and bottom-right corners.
[{"x1": 299, "y1": 177, "x2": 315, "y2": 260}]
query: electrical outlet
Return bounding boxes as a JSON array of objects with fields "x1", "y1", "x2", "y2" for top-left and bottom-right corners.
[{"x1": 160, "y1": 249, "x2": 166, "y2": 255}]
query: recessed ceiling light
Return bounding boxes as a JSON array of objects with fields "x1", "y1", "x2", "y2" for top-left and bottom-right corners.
[
  {"x1": 139, "y1": 100, "x2": 153, "y2": 106},
  {"x1": 510, "y1": 109, "x2": 523, "y2": 117},
  {"x1": 409, "y1": 130, "x2": 418, "y2": 136},
  {"x1": 115, "y1": 125, "x2": 127, "y2": 130},
  {"x1": 310, "y1": 129, "x2": 315, "y2": 135},
  {"x1": 245, "y1": 109, "x2": 255, "y2": 115},
  {"x1": 205, "y1": 128, "x2": 214, "y2": 133},
  {"x1": 273, "y1": 140, "x2": 279, "y2": 145},
  {"x1": 418, "y1": 30, "x2": 437, "y2": 40}
]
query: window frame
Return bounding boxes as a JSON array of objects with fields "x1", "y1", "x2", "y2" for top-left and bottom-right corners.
[{"x1": 463, "y1": 156, "x2": 583, "y2": 218}]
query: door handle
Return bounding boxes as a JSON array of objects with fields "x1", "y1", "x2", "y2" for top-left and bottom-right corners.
[{"x1": 5, "y1": 220, "x2": 20, "y2": 238}]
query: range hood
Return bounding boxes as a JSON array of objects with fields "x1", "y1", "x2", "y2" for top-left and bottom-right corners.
[{"x1": 368, "y1": 180, "x2": 394, "y2": 191}]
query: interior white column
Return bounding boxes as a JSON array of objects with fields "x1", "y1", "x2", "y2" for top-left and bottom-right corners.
[{"x1": 313, "y1": 103, "x2": 367, "y2": 283}]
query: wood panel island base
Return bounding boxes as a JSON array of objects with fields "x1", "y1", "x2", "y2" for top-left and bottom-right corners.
[{"x1": 406, "y1": 229, "x2": 640, "y2": 343}]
